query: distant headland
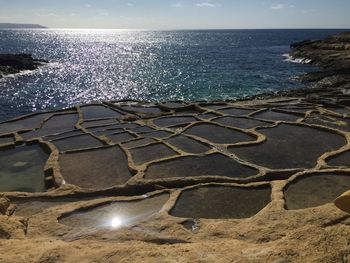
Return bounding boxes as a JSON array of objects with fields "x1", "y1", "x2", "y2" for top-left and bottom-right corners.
[{"x1": 0, "y1": 23, "x2": 47, "y2": 29}]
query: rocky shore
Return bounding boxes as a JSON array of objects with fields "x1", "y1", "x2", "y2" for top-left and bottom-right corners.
[
  {"x1": 285, "y1": 31, "x2": 350, "y2": 106},
  {"x1": 0, "y1": 33, "x2": 350, "y2": 262},
  {"x1": 0, "y1": 54, "x2": 47, "y2": 78}
]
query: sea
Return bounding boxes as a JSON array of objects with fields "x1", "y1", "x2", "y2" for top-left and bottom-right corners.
[{"x1": 0, "y1": 29, "x2": 347, "y2": 121}]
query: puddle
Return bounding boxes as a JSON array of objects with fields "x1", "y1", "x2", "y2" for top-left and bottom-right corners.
[
  {"x1": 154, "y1": 116, "x2": 197, "y2": 128},
  {"x1": 122, "y1": 106, "x2": 164, "y2": 114},
  {"x1": 44, "y1": 130, "x2": 85, "y2": 141},
  {"x1": 52, "y1": 134, "x2": 103, "y2": 152},
  {"x1": 284, "y1": 174, "x2": 350, "y2": 210},
  {"x1": 198, "y1": 113, "x2": 220, "y2": 120},
  {"x1": 201, "y1": 104, "x2": 229, "y2": 110},
  {"x1": 82, "y1": 119, "x2": 119, "y2": 128},
  {"x1": 165, "y1": 135, "x2": 210, "y2": 154},
  {"x1": 279, "y1": 107, "x2": 314, "y2": 114},
  {"x1": 130, "y1": 126, "x2": 155, "y2": 134},
  {"x1": 251, "y1": 110, "x2": 301, "y2": 122},
  {"x1": 218, "y1": 108, "x2": 256, "y2": 116},
  {"x1": 87, "y1": 123, "x2": 139, "y2": 133},
  {"x1": 13, "y1": 197, "x2": 85, "y2": 217},
  {"x1": 106, "y1": 132, "x2": 136, "y2": 143},
  {"x1": 171, "y1": 185, "x2": 271, "y2": 219},
  {"x1": 123, "y1": 138, "x2": 156, "y2": 149},
  {"x1": 181, "y1": 219, "x2": 201, "y2": 233},
  {"x1": 145, "y1": 153, "x2": 258, "y2": 179},
  {"x1": 0, "y1": 113, "x2": 52, "y2": 135},
  {"x1": 59, "y1": 194, "x2": 169, "y2": 229},
  {"x1": 92, "y1": 129, "x2": 125, "y2": 137},
  {"x1": 81, "y1": 105, "x2": 122, "y2": 120},
  {"x1": 130, "y1": 143, "x2": 178, "y2": 165},
  {"x1": 0, "y1": 144, "x2": 48, "y2": 192},
  {"x1": 214, "y1": 117, "x2": 271, "y2": 129},
  {"x1": 327, "y1": 151, "x2": 350, "y2": 167},
  {"x1": 142, "y1": 131, "x2": 173, "y2": 139},
  {"x1": 305, "y1": 116, "x2": 350, "y2": 132},
  {"x1": 231, "y1": 124, "x2": 346, "y2": 169},
  {"x1": 185, "y1": 124, "x2": 256, "y2": 144},
  {"x1": 59, "y1": 146, "x2": 132, "y2": 189},
  {"x1": 161, "y1": 102, "x2": 187, "y2": 109},
  {"x1": 21, "y1": 113, "x2": 79, "y2": 140}
]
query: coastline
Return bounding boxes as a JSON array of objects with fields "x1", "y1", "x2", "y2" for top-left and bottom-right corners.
[
  {"x1": 1, "y1": 32, "x2": 350, "y2": 262},
  {"x1": 245, "y1": 32, "x2": 350, "y2": 106}
]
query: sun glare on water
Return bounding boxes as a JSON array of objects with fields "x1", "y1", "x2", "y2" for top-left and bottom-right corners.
[{"x1": 111, "y1": 217, "x2": 122, "y2": 228}]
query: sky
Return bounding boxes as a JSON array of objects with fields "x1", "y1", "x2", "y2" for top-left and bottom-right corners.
[{"x1": 0, "y1": 0, "x2": 350, "y2": 29}]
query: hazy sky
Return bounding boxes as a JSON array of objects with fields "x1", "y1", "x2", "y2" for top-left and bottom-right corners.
[{"x1": 0, "y1": 0, "x2": 350, "y2": 29}]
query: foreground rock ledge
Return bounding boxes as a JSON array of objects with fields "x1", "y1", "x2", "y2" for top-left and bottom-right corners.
[{"x1": 1, "y1": 33, "x2": 350, "y2": 262}]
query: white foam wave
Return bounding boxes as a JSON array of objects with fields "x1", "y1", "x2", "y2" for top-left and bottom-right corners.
[
  {"x1": 282, "y1": 54, "x2": 312, "y2": 64},
  {"x1": 0, "y1": 62, "x2": 61, "y2": 81}
]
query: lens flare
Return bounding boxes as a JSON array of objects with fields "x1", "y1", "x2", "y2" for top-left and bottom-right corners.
[{"x1": 111, "y1": 217, "x2": 122, "y2": 228}]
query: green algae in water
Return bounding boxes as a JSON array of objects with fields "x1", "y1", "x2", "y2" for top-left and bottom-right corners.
[{"x1": 0, "y1": 144, "x2": 48, "y2": 192}]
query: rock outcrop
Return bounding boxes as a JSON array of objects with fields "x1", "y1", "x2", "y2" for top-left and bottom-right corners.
[
  {"x1": 291, "y1": 32, "x2": 350, "y2": 71},
  {"x1": 0, "y1": 54, "x2": 47, "y2": 78},
  {"x1": 284, "y1": 32, "x2": 350, "y2": 107}
]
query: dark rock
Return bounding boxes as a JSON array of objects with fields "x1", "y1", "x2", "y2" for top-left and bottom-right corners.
[
  {"x1": 0, "y1": 54, "x2": 48, "y2": 78},
  {"x1": 290, "y1": 39, "x2": 316, "y2": 49},
  {"x1": 281, "y1": 32, "x2": 350, "y2": 106},
  {"x1": 290, "y1": 32, "x2": 350, "y2": 69}
]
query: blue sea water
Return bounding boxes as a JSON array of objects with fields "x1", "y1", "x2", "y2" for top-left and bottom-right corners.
[{"x1": 0, "y1": 29, "x2": 347, "y2": 121}]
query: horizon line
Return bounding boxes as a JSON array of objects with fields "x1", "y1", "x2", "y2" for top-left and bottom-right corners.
[{"x1": 1, "y1": 27, "x2": 350, "y2": 31}]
